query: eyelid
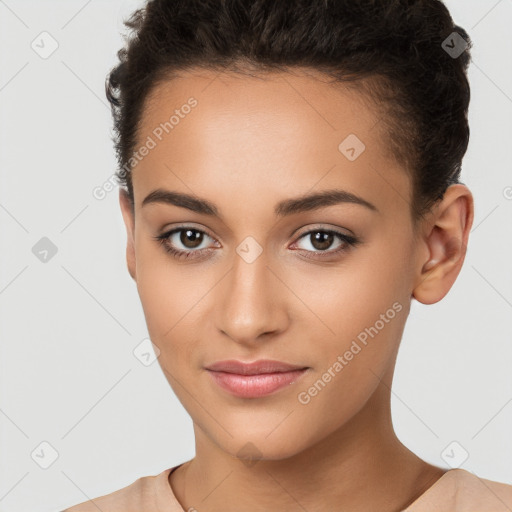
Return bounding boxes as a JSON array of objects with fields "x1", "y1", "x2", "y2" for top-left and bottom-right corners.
[
  {"x1": 162, "y1": 223, "x2": 218, "y2": 242},
  {"x1": 157, "y1": 222, "x2": 360, "y2": 261},
  {"x1": 292, "y1": 223, "x2": 355, "y2": 239},
  {"x1": 160, "y1": 223, "x2": 354, "y2": 246},
  {"x1": 290, "y1": 226, "x2": 359, "y2": 254}
]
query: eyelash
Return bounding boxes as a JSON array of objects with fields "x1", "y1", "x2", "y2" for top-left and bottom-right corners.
[{"x1": 153, "y1": 226, "x2": 360, "y2": 261}]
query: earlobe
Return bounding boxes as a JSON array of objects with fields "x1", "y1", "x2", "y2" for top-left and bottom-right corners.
[
  {"x1": 412, "y1": 184, "x2": 473, "y2": 305},
  {"x1": 118, "y1": 188, "x2": 137, "y2": 282}
]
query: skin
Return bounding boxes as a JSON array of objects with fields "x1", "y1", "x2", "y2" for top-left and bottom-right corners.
[{"x1": 119, "y1": 68, "x2": 474, "y2": 512}]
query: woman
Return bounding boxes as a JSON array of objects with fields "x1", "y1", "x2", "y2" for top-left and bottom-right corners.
[{"x1": 64, "y1": 0, "x2": 512, "y2": 510}]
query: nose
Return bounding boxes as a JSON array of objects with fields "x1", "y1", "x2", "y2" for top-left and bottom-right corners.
[{"x1": 215, "y1": 249, "x2": 289, "y2": 346}]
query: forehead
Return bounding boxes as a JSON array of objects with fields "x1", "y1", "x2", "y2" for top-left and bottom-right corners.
[{"x1": 131, "y1": 68, "x2": 412, "y2": 221}]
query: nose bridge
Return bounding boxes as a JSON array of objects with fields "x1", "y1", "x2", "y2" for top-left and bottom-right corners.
[{"x1": 216, "y1": 241, "x2": 286, "y2": 344}]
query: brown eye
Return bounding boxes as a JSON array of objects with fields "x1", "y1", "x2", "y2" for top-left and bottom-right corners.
[
  {"x1": 309, "y1": 231, "x2": 335, "y2": 251},
  {"x1": 292, "y1": 228, "x2": 360, "y2": 260},
  {"x1": 154, "y1": 226, "x2": 218, "y2": 260},
  {"x1": 154, "y1": 225, "x2": 359, "y2": 262},
  {"x1": 179, "y1": 229, "x2": 204, "y2": 249}
]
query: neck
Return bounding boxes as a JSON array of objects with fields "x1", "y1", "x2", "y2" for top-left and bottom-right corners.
[{"x1": 170, "y1": 376, "x2": 446, "y2": 512}]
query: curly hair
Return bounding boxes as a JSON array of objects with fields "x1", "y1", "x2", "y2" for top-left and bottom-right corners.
[{"x1": 106, "y1": 0, "x2": 472, "y2": 222}]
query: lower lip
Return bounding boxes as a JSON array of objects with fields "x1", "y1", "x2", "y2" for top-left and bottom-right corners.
[{"x1": 206, "y1": 369, "x2": 309, "y2": 398}]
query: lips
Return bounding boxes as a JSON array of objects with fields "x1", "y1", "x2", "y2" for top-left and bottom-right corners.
[
  {"x1": 205, "y1": 359, "x2": 310, "y2": 398},
  {"x1": 205, "y1": 359, "x2": 308, "y2": 375}
]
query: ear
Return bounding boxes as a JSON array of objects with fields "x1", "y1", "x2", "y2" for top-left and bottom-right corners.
[
  {"x1": 412, "y1": 184, "x2": 474, "y2": 304},
  {"x1": 119, "y1": 188, "x2": 137, "y2": 281}
]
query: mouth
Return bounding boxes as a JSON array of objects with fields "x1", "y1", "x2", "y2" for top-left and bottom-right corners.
[{"x1": 204, "y1": 359, "x2": 310, "y2": 398}]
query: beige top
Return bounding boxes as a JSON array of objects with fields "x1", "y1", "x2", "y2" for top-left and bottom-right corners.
[{"x1": 63, "y1": 464, "x2": 512, "y2": 511}]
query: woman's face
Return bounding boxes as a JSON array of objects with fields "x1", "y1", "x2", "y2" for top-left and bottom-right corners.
[{"x1": 121, "y1": 68, "x2": 424, "y2": 460}]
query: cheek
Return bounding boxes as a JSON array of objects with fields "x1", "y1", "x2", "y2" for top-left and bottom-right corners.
[
  {"x1": 135, "y1": 255, "x2": 199, "y2": 364},
  {"x1": 288, "y1": 236, "x2": 411, "y2": 343},
  {"x1": 291, "y1": 271, "x2": 408, "y2": 446},
  {"x1": 289, "y1": 236, "x2": 411, "y2": 396},
  {"x1": 137, "y1": 269, "x2": 175, "y2": 338},
  {"x1": 136, "y1": 237, "x2": 198, "y2": 328}
]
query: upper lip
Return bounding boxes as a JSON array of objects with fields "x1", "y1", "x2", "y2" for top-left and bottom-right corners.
[{"x1": 205, "y1": 359, "x2": 309, "y2": 375}]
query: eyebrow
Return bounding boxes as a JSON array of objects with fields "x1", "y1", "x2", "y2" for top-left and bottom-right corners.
[{"x1": 141, "y1": 188, "x2": 378, "y2": 217}]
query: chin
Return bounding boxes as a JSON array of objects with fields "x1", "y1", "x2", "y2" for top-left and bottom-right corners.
[{"x1": 213, "y1": 429, "x2": 313, "y2": 464}]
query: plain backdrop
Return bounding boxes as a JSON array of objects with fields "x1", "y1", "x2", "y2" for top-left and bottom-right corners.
[{"x1": 0, "y1": 0, "x2": 511, "y2": 510}]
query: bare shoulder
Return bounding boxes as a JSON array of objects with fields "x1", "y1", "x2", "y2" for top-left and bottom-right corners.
[
  {"x1": 60, "y1": 465, "x2": 179, "y2": 512},
  {"x1": 61, "y1": 475, "x2": 146, "y2": 512},
  {"x1": 452, "y1": 469, "x2": 512, "y2": 510}
]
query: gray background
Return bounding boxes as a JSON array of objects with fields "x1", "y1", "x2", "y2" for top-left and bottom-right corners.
[{"x1": 0, "y1": 0, "x2": 511, "y2": 510}]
